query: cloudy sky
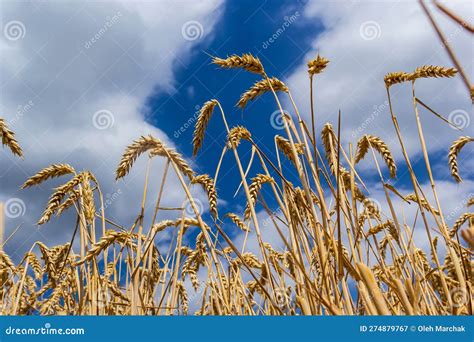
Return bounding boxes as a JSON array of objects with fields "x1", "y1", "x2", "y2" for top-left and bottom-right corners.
[{"x1": 1, "y1": 0, "x2": 472, "y2": 265}]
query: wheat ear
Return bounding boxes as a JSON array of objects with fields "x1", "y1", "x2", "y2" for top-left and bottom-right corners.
[
  {"x1": 307, "y1": 54, "x2": 329, "y2": 76},
  {"x1": 227, "y1": 126, "x2": 251, "y2": 148},
  {"x1": 275, "y1": 135, "x2": 304, "y2": 165},
  {"x1": 409, "y1": 65, "x2": 457, "y2": 81},
  {"x1": 355, "y1": 135, "x2": 397, "y2": 178},
  {"x1": 448, "y1": 136, "x2": 472, "y2": 183},
  {"x1": 225, "y1": 213, "x2": 249, "y2": 232},
  {"x1": 212, "y1": 53, "x2": 265, "y2": 75},
  {"x1": 193, "y1": 100, "x2": 218, "y2": 156},
  {"x1": 191, "y1": 174, "x2": 218, "y2": 218},
  {"x1": 0, "y1": 118, "x2": 23, "y2": 157},
  {"x1": 22, "y1": 164, "x2": 76, "y2": 189},
  {"x1": 237, "y1": 77, "x2": 288, "y2": 109},
  {"x1": 244, "y1": 174, "x2": 274, "y2": 220},
  {"x1": 384, "y1": 72, "x2": 410, "y2": 87}
]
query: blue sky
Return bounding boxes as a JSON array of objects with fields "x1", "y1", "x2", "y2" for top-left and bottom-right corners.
[
  {"x1": 146, "y1": 0, "x2": 321, "y2": 212},
  {"x1": 0, "y1": 0, "x2": 472, "y2": 260}
]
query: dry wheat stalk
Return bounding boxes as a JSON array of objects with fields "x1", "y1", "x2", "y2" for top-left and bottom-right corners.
[
  {"x1": 451, "y1": 213, "x2": 474, "y2": 237},
  {"x1": 149, "y1": 146, "x2": 194, "y2": 179},
  {"x1": 191, "y1": 174, "x2": 218, "y2": 218},
  {"x1": 275, "y1": 135, "x2": 304, "y2": 165},
  {"x1": 22, "y1": 164, "x2": 76, "y2": 189},
  {"x1": 81, "y1": 173, "x2": 96, "y2": 225},
  {"x1": 404, "y1": 194, "x2": 440, "y2": 216},
  {"x1": 448, "y1": 136, "x2": 473, "y2": 183},
  {"x1": 212, "y1": 53, "x2": 265, "y2": 75},
  {"x1": 237, "y1": 77, "x2": 288, "y2": 109},
  {"x1": 225, "y1": 213, "x2": 249, "y2": 232},
  {"x1": 56, "y1": 189, "x2": 81, "y2": 216},
  {"x1": 355, "y1": 135, "x2": 397, "y2": 178},
  {"x1": 384, "y1": 72, "x2": 411, "y2": 87},
  {"x1": 115, "y1": 135, "x2": 165, "y2": 180},
  {"x1": 193, "y1": 100, "x2": 218, "y2": 156},
  {"x1": 0, "y1": 118, "x2": 23, "y2": 157},
  {"x1": 227, "y1": 126, "x2": 251, "y2": 148},
  {"x1": 409, "y1": 65, "x2": 457, "y2": 81},
  {"x1": 307, "y1": 54, "x2": 329, "y2": 76},
  {"x1": 244, "y1": 174, "x2": 274, "y2": 220},
  {"x1": 321, "y1": 123, "x2": 364, "y2": 199},
  {"x1": 25, "y1": 252, "x2": 42, "y2": 280},
  {"x1": 38, "y1": 172, "x2": 88, "y2": 225},
  {"x1": 75, "y1": 230, "x2": 130, "y2": 265}
]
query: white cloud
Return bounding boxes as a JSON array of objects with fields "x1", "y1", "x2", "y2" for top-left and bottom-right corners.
[
  {"x1": 0, "y1": 0, "x2": 223, "y2": 258},
  {"x1": 285, "y1": 0, "x2": 472, "y2": 160}
]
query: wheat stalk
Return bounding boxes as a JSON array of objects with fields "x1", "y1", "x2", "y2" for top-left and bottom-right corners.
[
  {"x1": 75, "y1": 230, "x2": 130, "y2": 265},
  {"x1": 237, "y1": 77, "x2": 288, "y2": 109},
  {"x1": 451, "y1": 213, "x2": 474, "y2": 237},
  {"x1": 384, "y1": 72, "x2": 410, "y2": 87},
  {"x1": 244, "y1": 174, "x2": 274, "y2": 220},
  {"x1": 355, "y1": 135, "x2": 397, "y2": 178},
  {"x1": 0, "y1": 118, "x2": 23, "y2": 157},
  {"x1": 191, "y1": 174, "x2": 218, "y2": 218},
  {"x1": 22, "y1": 164, "x2": 76, "y2": 189},
  {"x1": 227, "y1": 126, "x2": 251, "y2": 148},
  {"x1": 225, "y1": 213, "x2": 249, "y2": 232},
  {"x1": 115, "y1": 135, "x2": 164, "y2": 180},
  {"x1": 275, "y1": 135, "x2": 304, "y2": 165},
  {"x1": 193, "y1": 100, "x2": 218, "y2": 156},
  {"x1": 212, "y1": 53, "x2": 265, "y2": 75},
  {"x1": 307, "y1": 54, "x2": 329, "y2": 76},
  {"x1": 410, "y1": 65, "x2": 457, "y2": 81},
  {"x1": 38, "y1": 172, "x2": 88, "y2": 225},
  {"x1": 448, "y1": 136, "x2": 473, "y2": 183},
  {"x1": 404, "y1": 194, "x2": 440, "y2": 216}
]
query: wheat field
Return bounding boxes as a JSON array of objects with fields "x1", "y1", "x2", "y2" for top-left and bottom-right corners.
[{"x1": 0, "y1": 53, "x2": 472, "y2": 316}]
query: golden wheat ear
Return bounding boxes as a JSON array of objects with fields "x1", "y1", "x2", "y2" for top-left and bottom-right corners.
[
  {"x1": 227, "y1": 126, "x2": 251, "y2": 148},
  {"x1": 212, "y1": 53, "x2": 265, "y2": 75},
  {"x1": 355, "y1": 135, "x2": 397, "y2": 178},
  {"x1": 409, "y1": 65, "x2": 457, "y2": 81},
  {"x1": 307, "y1": 54, "x2": 329, "y2": 76},
  {"x1": 22, "y1": 163, "x2": 76, "y2": 189},
  {"x1": 191, "y1": 174, "x2": 218, "y2": 218},
  {"x1": 193, "y1": 100, "x2": 218, "y2": 156},
  {"x1": 244, "y1": 174, "x2": 274, "y2": 220},
  {"x1": 384, "y1": 72, "x2": 410, "y2": 88},
  {"x1": 0, "y1": 118, "x2": 23, "y2": 157},
  {"x1": 237, "y1": 77, "x2": 288, "y2": 109},
  {"x1": 115, "y1": 135, "x2": 164, "y2": 180},
  {"x1": 448, "y1": 136, "x2": 473, "y2": 183}
]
